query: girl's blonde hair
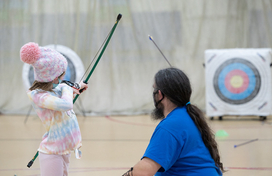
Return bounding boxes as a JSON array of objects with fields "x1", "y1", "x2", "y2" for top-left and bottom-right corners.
[{"x1": 29, "y1": 72, "x2": 65, "y2": 92}]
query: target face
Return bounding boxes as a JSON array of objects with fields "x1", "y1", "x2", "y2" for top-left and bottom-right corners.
[
  {"x1": 22, "y1": 45, "x2": 84, "y2": 90},
  {"x1": 205, "y1": 49, "x2": 271, "y2": 116},
  {"x1": 213, "y1": 58, "x2": 261, "y2": 105}
]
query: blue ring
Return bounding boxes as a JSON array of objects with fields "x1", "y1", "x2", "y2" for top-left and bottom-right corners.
[{"x1": 64, "y1": 66, "x2": 71, "y2": 81}]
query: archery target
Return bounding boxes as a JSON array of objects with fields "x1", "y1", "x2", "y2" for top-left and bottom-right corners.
[
  {"x1": 22, "y1": 45, "x2": 84, "y2": 90},
  {"x1": 205, "y1": 49, "x2": 272, "y2": 117}
]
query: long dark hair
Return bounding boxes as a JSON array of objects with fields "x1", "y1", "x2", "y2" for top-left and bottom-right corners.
[{"x1": 154, "y1": 67, "x2": 224, "y2": 172}]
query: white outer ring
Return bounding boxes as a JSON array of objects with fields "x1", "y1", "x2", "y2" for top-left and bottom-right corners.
[{"x1": 205, "y1": 49, "x2": 271, "y2": 116}]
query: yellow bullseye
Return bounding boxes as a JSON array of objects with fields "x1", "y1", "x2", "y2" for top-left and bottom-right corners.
[{"x1": 230, "y1": 75, "x2": 243, "y2": 88}]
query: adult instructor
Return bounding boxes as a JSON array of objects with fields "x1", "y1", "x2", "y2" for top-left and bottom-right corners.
[{"x1": 122, "y1": 67, "x2": 224, "y2": 176}]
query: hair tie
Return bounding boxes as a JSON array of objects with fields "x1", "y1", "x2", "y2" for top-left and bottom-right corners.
[{"x1": 186, "y1": 102, "x2": 191, "y2": 106}]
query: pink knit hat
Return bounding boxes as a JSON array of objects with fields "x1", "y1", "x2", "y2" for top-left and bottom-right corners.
[{"x1": 20, "y1": 42, "x2": 68, "y2": 82}]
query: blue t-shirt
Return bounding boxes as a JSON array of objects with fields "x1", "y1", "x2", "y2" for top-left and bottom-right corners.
[{"x1": 142, "y1": 107, "x2": 222, "y2": 176}]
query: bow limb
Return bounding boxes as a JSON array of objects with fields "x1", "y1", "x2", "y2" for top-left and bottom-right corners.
[{"x1": 73, "y1": 14, "x2": 122, "y2": 104}]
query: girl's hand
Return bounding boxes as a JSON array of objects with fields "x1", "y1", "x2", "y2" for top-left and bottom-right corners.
[
  {"x1": 79, "y1": 81, "x2": 88, "y2": 93},
  {"x1": 73, "y1": 88, "x2": 80, "y2": 95}
]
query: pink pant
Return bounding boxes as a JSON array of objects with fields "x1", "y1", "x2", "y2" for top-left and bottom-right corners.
[{"x1": 39, "y1": 152, "x2": 71, "y2": 176}]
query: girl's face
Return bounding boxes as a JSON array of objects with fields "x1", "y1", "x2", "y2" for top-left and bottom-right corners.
[
  {"x1": 59, "y1": 72, "x2": 65, "y2": 80},
  {"x1": 52, "y1": 72, "x2": 66, "y2": 84},
  {"x1": 52, "y1": 78, "x2": 59, "y2": 84}
]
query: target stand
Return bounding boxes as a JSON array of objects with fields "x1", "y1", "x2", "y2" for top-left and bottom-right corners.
[
  {"x1": 205, "y1": 48, "x2": 272, "y2": 120},
  {"x1": 23, "y1": 45, "x2": 87, "y2": 123}
]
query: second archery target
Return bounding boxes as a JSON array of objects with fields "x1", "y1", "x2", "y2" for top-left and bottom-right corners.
[{"x1": 205, "y1": 49, "x2": 272, "y2": 117}]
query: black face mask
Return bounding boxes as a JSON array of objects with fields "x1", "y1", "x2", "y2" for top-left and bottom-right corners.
[
  {"x1": 151, "y1": 89, "x2": 165, "y2": 121},
  {"x1": 153, "y1": 89, "x2": 165, "y2": 108}
]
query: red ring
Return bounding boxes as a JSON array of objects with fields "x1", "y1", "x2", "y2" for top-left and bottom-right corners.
[{"x1": 224, "y1": 69, "x2": 249, "y2": 94}]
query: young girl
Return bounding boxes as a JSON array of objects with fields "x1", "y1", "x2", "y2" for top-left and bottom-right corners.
[{"x1": 20, "y1": 42, "x2": 88, "y2": 176}]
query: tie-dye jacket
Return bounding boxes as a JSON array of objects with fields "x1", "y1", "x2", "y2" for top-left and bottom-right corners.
[{"x1": 27, "y1": 84, "x2": 82, "y2": 155}]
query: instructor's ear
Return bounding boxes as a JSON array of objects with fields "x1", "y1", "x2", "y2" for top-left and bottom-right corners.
[{"x1": 158, "y1": 90, "x2": 164, "y2": 98}]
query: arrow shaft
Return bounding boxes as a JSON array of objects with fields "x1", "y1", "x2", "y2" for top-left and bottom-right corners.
[{"x1": 149, "y1": 36, "x2": 172, "y2": 67}]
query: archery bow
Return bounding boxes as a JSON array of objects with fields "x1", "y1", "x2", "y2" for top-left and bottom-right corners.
[{"x1": 27, "y1": 13, "x2": 122, "y2": 168}]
